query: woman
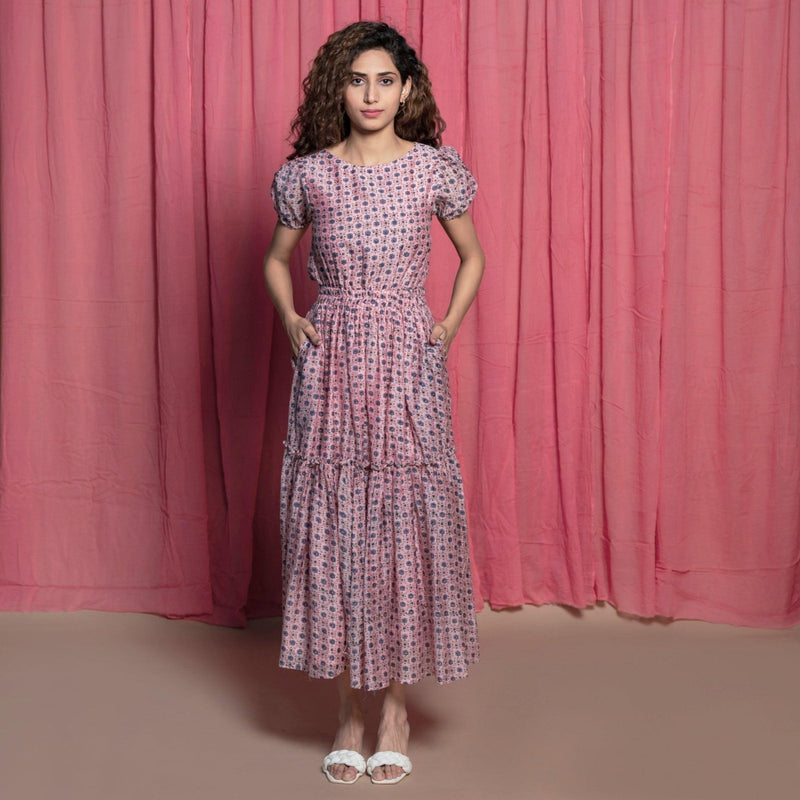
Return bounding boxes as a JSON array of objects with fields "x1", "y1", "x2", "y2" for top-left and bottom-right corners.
[{"x1": 263, "y1": 21, "x2": 484, "y2": 785}]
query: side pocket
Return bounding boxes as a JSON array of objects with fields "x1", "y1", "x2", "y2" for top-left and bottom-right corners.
[
  {"x1": 426, "y1": 337, "x2": 448, "y2": 368},
  {"x1": 420, "y1": 338, "x2": 453, "y2": 448},
  {"x1": 291, "y1": 338, "x2": 312, "y2": 369}
]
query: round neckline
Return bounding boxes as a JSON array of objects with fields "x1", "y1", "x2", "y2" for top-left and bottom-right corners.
[{"x1": 323, "y1": 142, "x2": 418, "y2": 168}]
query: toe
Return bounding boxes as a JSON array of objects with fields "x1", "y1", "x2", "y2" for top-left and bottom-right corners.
[
  {"x1": 329, "y1": 764, "x2": 356, "y2": 782},
  {"x1": 373, "y1": 764, "x2": 403, "y2": 783}
]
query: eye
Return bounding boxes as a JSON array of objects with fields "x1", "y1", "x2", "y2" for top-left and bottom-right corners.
[
  {"x1": 379, "y1": 78, "x2": 394, "y2": 85},
  {"x1": 350, "y1": 76, "x2": 364, "y2": 86}
]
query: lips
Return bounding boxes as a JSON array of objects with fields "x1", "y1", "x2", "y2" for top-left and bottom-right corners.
[{"x1": 360, "y1": 109, "x2": 383, "y2": 118}]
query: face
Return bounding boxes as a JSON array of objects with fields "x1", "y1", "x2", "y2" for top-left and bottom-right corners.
[{"x1": 342, "y1": 48, "x2": 412, "y2": 135}]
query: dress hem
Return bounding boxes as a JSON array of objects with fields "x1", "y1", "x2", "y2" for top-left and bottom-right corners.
[{"x1": 277, "y1": 656, "x2": 480, "y2": 692}]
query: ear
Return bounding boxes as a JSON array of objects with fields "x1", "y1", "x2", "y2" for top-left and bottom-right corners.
[{"x1": 401, "y1": 77, "x2": 412, "y2": 102}]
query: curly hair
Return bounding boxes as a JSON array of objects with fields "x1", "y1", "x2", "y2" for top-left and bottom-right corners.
[{"x1": 288, "y1": 21, "x2": 445, "y2": 159}]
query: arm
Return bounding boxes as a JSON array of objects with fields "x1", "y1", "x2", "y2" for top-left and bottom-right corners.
[
  {"x1": 431, "y1": 211, "x2": 485, "y2": 349},
  {"x1": 263, "y1": 221, "x2": 321, "y2": 356}
]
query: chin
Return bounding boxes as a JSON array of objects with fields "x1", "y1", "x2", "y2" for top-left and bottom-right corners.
[{"x1": 350, "y1": 119, "x2": 396, "y2": 135}]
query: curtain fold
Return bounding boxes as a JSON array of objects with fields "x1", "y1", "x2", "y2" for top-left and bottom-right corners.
[{"x1": 1, "y1": 0, "x2": 797, "y2": 628}]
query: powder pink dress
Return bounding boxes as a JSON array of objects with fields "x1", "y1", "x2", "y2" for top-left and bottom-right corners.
[{"x1": 271, "y1": 142, "x2": 479, "y2": 691}]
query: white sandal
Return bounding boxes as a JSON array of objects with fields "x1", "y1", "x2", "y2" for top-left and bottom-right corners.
[
  {"x1": 322, "y1": 749, "x2": 366, "y2": 784},
  {"x1": 366, "y1": 750, "x2": 413, "y2": 785}
]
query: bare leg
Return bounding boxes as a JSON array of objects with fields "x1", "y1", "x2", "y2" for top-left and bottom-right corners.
[
  {"x1": 371, "y1": 681, "x2": 411, "y2": 783},
  {"x1": 325, "y1": 671, "x2": 365, "y2": 782}
]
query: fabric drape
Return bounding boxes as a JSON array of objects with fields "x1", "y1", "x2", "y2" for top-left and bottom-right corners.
[{"x1": 1, "y1": 0, "x2": 797, "y2": 628}]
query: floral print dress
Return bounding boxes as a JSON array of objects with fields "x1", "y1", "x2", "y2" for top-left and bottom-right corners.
[{"x1": 271, "y1": 143, "x2": 479, "y2": 691}]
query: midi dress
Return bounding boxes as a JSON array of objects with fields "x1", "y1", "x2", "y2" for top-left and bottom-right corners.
[{"x1": 271, "y1": 142, "x2": 479, "y2": 691}]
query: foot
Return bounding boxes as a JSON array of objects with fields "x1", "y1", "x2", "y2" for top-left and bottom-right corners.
[
  {"x1": 325, "y1": 704, "x2": 365, "y2": 783},
  {"x1": 370, "y1": 712, "x2": 410, "y2": 783}
]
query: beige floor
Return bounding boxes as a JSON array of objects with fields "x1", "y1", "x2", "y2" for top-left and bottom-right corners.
[{"x1": 0, "y1": 603, "x2": 797, "y2": 800}]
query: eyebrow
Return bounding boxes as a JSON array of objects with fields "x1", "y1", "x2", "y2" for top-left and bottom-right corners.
[{"x1": 350, "y1": 70, "x2": 399, "y2": 77}]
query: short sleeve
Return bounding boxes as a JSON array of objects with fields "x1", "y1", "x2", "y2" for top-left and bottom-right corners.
[
  {"x1": 433, "y1": 146, "x2": 478, "y2": 220},
  {"x1": 270, "y1": 159, "x2": 310, "y2": 229}
]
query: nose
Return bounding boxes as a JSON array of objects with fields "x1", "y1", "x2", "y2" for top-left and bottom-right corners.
[{"x1": 363, "y1": 81, "x2": 377, "y2": 104}]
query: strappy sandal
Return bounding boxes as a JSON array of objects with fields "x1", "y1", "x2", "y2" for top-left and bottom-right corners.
[
  {"x1": 366, "y1": 750, "x2": 413, "y2": 785},
  {"x1": 322, "y1": 750, "x2": 367, "y2": 784},
  {"x1": 321, "y1": 749, "x2": 366, "y2": 784}
]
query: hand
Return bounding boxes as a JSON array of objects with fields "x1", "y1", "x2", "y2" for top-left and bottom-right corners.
[
  {"x1": 429, "y1": 321, "x2": 456, "y2": 353},
  {"x1": 284, "y1": 313, "x2": 321, "y2": 357}
]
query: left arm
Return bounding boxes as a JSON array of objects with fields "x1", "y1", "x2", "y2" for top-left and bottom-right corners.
[{"x1": 430, "y1": 211, "x2": 485, "y2": 349}]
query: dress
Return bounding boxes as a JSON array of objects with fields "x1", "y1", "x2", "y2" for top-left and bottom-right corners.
[{"x1": 271, "y1": 142, "x2": 479, "y2": 691}]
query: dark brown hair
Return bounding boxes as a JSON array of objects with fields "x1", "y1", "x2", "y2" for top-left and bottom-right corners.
[{"x1": 288, "y1": 21, "x2": 445, "y2": 159}]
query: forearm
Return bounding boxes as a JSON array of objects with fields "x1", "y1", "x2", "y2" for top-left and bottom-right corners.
[
  {"x1": 434, "y1": 211, "x2": 485, "y2": 344},
  {"x1": 263, "y1": 254, "x2": 300, "y2": 328},
  {"x1": 263, "y1": 223, "x2": 320, "y2": 353},
  {"x1": 442, "y1": 250, "x2": 485, "y2": 334},
  {"x1": 263, "y1": 221, "x2": 308, "y2": 328}
]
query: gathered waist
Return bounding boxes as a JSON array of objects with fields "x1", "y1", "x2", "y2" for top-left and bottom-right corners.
[{"x1": 316, "y1": 285, "x2": 426, "y2": 303}]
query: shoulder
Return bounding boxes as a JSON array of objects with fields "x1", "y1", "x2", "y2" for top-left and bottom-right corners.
[
  {"x1": 274, "y1": 151, "x2": 325, "y2": 181},
  {"x1": 275, "y1": 150, "x2": 334, "y2": 180},
  {"x1": 271, "y1": 153, "x2": 327, "y2": 228},
  {"x1": 414, "y1": 145, "x2": 474, "y2": 185},
  {"x1": 426, "y1": 145, "x2": 477, "y2": 219},
  {"x1": 413, "y1": 143, "x2": 466, "y2": 165},
  {"x1": 413, "y1": 142, "x2": 439, "y2": 158},
  {"x1": 410, "y1": 142, "x2": 458, "y2": 165}
]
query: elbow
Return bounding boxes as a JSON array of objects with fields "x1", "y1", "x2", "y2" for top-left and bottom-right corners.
[{"x1": 474, "y1": 248, "x2": 486, "y2": 280}]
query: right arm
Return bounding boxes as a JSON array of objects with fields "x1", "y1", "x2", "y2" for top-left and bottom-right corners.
[{"x1": 263, "y1": 221, "x2": 321, "y2": 356}]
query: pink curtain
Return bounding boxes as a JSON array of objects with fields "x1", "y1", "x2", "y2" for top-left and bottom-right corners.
[{"x1": 1, "y1": 1, "x2": 797, "y2": 628}]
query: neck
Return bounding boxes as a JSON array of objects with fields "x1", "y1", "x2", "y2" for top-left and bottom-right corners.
[{"x1": 338, "y1": 130, "x2": 411, "y2": 166}]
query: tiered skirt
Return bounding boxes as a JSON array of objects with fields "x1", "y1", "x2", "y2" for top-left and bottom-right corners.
[{"x1": 279, "y1": 287, "x2": 479, "y2": 691}]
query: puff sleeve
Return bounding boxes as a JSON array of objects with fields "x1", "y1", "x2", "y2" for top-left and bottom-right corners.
[
  {"x1": 432, "y1": 146, "x2": 478, "y2": 220},
  {"x1": 270, "y1": 159, "x2": 310, "y2": 229}
]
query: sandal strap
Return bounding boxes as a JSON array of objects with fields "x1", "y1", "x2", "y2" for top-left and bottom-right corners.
[
  {"x1": 322, "y1": 749, "x2": 366, "y2": 774},
  {"x1": 367, "y1": 751, "x2": 413, "y2": 775}
]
